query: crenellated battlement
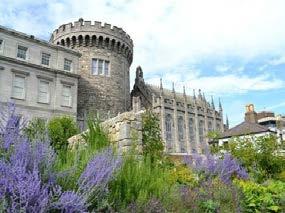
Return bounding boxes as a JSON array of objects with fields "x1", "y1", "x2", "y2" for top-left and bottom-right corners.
[
  {"x1": 50, "y1": 18, "x2": 133, "y2": 64},
  {"x1": 51, "y1": 18, "x2": 132, "y2": 47}
]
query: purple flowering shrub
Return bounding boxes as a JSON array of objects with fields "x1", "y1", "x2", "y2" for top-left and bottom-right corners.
[
  {"x1": 185, "y1": 152, "x2": 248, "y2": 184},
  {"x1": 0, "y1": 103, "x2": 122, "y2": 212}
]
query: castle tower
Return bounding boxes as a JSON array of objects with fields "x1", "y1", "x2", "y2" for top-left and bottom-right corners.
[{"x1": 50, "y1": 18, "x2": 133, "y2": 124}]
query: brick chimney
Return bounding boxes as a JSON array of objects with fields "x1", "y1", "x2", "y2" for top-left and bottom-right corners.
[{"x1": 244, "y1": 104, "x2": 257, "y2": 123}]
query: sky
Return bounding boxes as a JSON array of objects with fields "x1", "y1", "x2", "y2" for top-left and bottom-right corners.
[{"x1": 1, "y1": 0, "x2": 285, "y2": 126}]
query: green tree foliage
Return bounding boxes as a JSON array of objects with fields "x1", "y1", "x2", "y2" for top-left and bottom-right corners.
[
  {"x1": 228, "y1": 135, "x2": 285, "y2": 181},
  {"x1": 142, "y1": 110, "x2": 164, "y2": 162},
  {"x1": 236, "y1": 179, "x2": 285, "y2": 212},
  {"x1": 47, "y1": 116, "x2": 78, "y2": 154}
]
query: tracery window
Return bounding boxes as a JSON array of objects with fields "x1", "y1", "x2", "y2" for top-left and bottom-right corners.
[
  {"x1": 178, "y1": 116, "x2": 186, "y2": 152},
  {"x1": 165, "y1": 114, "x2": 173, "y2": 151},
  {"x1": 199, "y1": 120, "x2": 204, "y2": 143}
]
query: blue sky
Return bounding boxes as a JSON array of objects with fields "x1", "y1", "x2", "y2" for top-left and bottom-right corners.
[{"x1": 1, "y1": 0, "x2": 285, "y2": 126}]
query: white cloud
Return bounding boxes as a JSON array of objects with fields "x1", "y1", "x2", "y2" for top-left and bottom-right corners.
[
  {"x1": 1, "y1": 0, "x2": 285, "y2": 72},
  {"x1": 146, "y1": 72, "x2": 284, "y2": 96},
  {"x1": 268, "y1": 56, "x2": 285, "y2": 66}
]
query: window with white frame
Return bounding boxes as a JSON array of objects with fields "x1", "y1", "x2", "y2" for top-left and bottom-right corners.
[
  {"x1": 64, "y1": 59, "x2": 72, "y2": 71},
  {"x1": 0, "y1": 39, "x2": 3, "y2": 53},
  {"x1": 38, "y1": 80, "x2": 50, "y2": 104},
  {"x1": 41, "y1": 53, "x2": 51, "y2": 66},
  {"x1": 12, "y1": 75, "x2": 25, "y2": 99},
  {"x1": 61, "y1": 85, "x2": 72, "y2": 107},
  {"x1": 92, "y1": 58, "x2": 110, "y2": 76},
  {"x1": 17, "y1": 45, "x2": 28, "y2": 60}
]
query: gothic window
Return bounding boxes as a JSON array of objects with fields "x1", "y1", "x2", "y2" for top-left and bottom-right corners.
[
  {"x1": 208, "y1": 120, "x2": 213, "y2": 132},
  {"x1": 189, "y1": 117, "x2": 195, "y2": 142},
  {"x1": 165, "y1": 114, "x2": 172, "y2": 150},
  {"x1": 0, "y1": 39, "x2": 3, "y2": 53},
  {"x1": 199, "y1": 120, "x2": 204, "y2": 143},
  {"x1": 178, "y1": 116, "x2": 186, "y2": 152}
]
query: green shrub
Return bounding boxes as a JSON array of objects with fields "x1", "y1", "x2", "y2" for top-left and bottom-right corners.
[
  {"x1": 228, "y1": 135, "x2": 285, "y2": 181},
  {"x1": 236, "y1": 179, "x2": 285, "y2": 212},
  {"x1": 54, "y1": 117, "x2": 110, "y2": 191},
  {"x1": 23, "y1": 118, "x2": 47, "y2": 141},
  {"x1": 108, "y1": 151, "x2": 173, "y2": 211},
  {"x1": 142, "y1": 110, "x2": 164, "y2": 163},
  {"x1": 82, "y1": 116, "x2": 109, "y2": 151},
  {"x1": 47, "y1": 116, "x2": 78, "y2": 154}
]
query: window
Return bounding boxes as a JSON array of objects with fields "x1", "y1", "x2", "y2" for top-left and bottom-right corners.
[
  {"x1": 189, "y1": 117, "x2": 195, "y2": 142},
  {"x1": 199, "y1": 120, "x2": 204, "y2": 143},
  {"x1": 17, "y1": 45, "x2": 28, "y2": 60},
  {"x1": 178, "y1": 116, "x2": 184, "y2": 141},
  {"x1": 61, "y1": 85, "x2": 72, "y2": 107},
  {"x1": 0, "y1": 39, "x2": 3, "y2": 53},
  {"x1": 41, "y1": 53, "x2": 50, "y2": 66},
  {"x1": 104, "y1": 60, "x2": 110, "y2": 75},
  {"x1": 38, "y1": 80, "x2": 50, "y2": 103},
  {"x1": 92, "y1": 58, "x2": 110, "y2": 76},
  {"x1": 208, "y1": 121, "x2": 213, "y2": 132},
  {"x1": 178, "y1": 116, "x2": 185, "y2": 152},
  {"x1": 64, "y1": 59, "x2": 72, "y2": 71},
  {"x1": 12, "y1": 75, "x2": 25, "y2": 99},
  {"x1": 165, "y1": 114, "x2": 173, "y2": 151}
]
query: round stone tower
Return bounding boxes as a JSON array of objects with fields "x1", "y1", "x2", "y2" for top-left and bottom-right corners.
[{"x1": 50, "y1": 18, "x2": 133, "y2": 125}]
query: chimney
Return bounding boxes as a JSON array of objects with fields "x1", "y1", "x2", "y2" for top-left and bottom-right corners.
[{"x1": 244, "y1": 104, "x2": 257, "y2": 123}]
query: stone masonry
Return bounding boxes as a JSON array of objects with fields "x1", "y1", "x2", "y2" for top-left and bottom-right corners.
[
  {"x1": 50, "y1": 18, "x2": 133, "y2": 128},
  {"x1": 68, "y1": 110, "x2": 143, "y2": 153}
]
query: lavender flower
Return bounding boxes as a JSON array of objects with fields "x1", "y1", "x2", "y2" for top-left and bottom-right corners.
[
  {"x1": 78, "y1": 147, "x2": 122, "y2": 196},
  {"x1": 53, "y1": 191, "x2": 87, "y2": 213},
  {"x1": 185, "y1": 153, "x2": 248, "y2": 184}
]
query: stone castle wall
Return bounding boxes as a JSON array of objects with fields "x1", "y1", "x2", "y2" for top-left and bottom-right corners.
[
  {"x1": 68, "y1": 110, "x2": 143, "y2": 152},
  {"x1": 50, "y1": 19, "x2": 133, "y2": 127}
]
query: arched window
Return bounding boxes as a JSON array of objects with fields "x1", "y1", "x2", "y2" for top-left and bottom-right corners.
[
  {"x1": 105, "y1": 37, "x2": 110, "y2": 49},
  {"x1": 72, "y1": 36, "x2": 76, "y2": 47},
  {"x1": 91, "y1": 35, "x2": 96, "y2": 46},
  {"x1": 116, "y1": 42, "x2": 121, "y2": 52},
  {"x1": 199, "y1": 120, "x2": 204, "y2": 143},
  {"x1": 189, "y1": 117, "x2": 195, "y2": 142},
  {"x1": 78, "y1": 35, "x2": 83, "y2": 46},
  {"x1": 165, "y1": 114, "x2": 173, "y2": 151},
  {"x1": 98, "y1": 36, "x2": 103, "y2": 47},
  {"x1": 111, "y1": 39, "x2": 116, "y2": 50},
  {"x1": 208, "y1": 120, "x2": 213, "y2": 132},
  {"x1": 85, "y1": 35, "x2": 90, "y2": 46},
  {"x1": 178, "y1": 116, "x2": 186, "y2": 152},
  {"x1": 60, "y1": 39, "x2": 65, "y2": 46},
  {"x1": 66, "y1": 37, "x2": 71, "y2": 47}
]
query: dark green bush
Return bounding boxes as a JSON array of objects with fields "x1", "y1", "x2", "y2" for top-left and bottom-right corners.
[{"x1": 47, "y1": 116, "x2": 78, "y2": 154}]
